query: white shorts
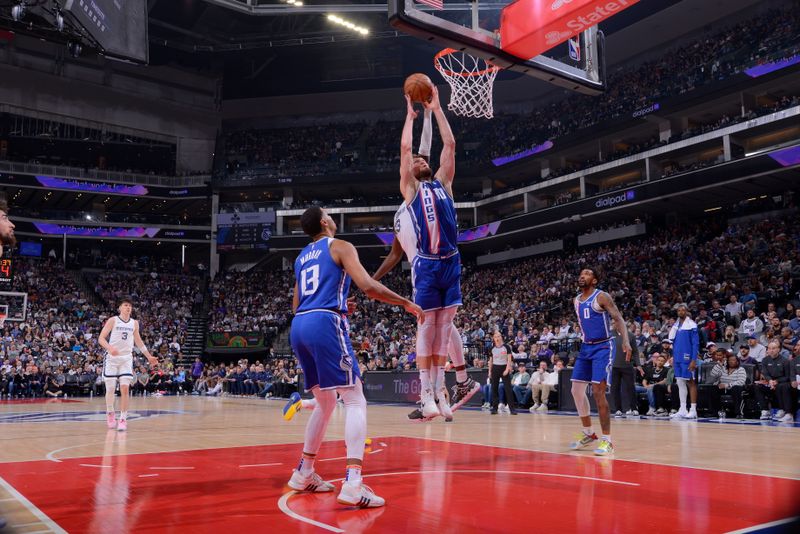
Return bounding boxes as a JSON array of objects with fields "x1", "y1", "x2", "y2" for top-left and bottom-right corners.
[{"x1": 104, "y1": 354, "x2": 134, "y2": 385}]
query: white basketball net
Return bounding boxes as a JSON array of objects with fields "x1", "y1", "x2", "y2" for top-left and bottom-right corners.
[{"x1": 434, "y1": 48, "x2": 500, "y2": 119}]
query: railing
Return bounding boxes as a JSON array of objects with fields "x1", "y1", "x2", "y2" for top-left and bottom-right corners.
[{"x1": 0, "y1": 160, "x2": 210, "y2": 187}]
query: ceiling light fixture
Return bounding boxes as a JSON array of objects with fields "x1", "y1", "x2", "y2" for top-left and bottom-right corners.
[{"x1": 327, "y1": 14, "x2": 369, "y2": 35}]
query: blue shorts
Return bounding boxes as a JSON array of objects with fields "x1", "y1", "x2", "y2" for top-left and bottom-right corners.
[
  {"x1": 290, "y1": 310, "x2": 360, "y2": 391},
  {"x1": 673, "y1": 354, "x2": 696, "y2": 380},
  {"x1": 412, "y1": 253, "x2": 462, "y2": 311},
  {"x1": 571, "y1": 339, "x2": 615, "y2": 385}
]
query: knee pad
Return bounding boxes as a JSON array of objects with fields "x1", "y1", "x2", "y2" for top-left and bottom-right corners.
[{"x1": 416, "y1": 313, "x2": 438, "y2": 357}]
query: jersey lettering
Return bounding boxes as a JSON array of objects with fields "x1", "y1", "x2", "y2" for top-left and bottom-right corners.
[{"x1": 300, "y1": 265, "x2": 320, "y2": 296}]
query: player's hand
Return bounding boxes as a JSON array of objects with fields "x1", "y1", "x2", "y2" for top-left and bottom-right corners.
[
  {"x1": 422, "y1": 85, "x2": 441, "y2": 111},
  {"x1": 688, "y1": 359, "x2": 697, "y2": 372},
  {"x1": 718, "y1": 383, "x2": 726, "y2": 390},
  {"x1": 404, "y1": 94, "x2": 418, "y2": 120},
  {"x1": 346, "y1": 297, "x2": 357, "y2": 315},
  {"x1": 146, "y1": 355, "x2": 159, "y2": 368},
  {"x1": 108, "y1": 347, "x2": 119, "y2": 356},
  {"x1": 405, "y1": 301, "x2": 425, "y2": 323},
  {"x1": 503, "y1": 369, "x2": 509, "y2": 376},
  {"x1": 623, "y1": 341, "x2": 632, "y2": 362}
]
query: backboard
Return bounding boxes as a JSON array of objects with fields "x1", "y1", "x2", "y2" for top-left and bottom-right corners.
[
  {"x1": 388, "y1": 0, "x2": 607, "y2": 95},
  {"x1": 0, "y1": 291, "x2": 28, "y2": 322}
]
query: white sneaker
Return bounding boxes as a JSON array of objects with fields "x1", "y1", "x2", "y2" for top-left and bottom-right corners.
[
  {"x1": 337, "y1": 481, "x2": 385, "y2": 508},
  {"x1": 537, "y1": 404, "x2": 548, "y2": 412},
  {"x1": 646, "y1": 408, "x2": 656, "y2": 416},
  {"x1": 614, "y1": 410, "x2": 624, "y2": 417},
  {"x1": 773, "y1": 410, "x2": 786, "y2": 420},
  {"x1": 532, "y1": 402, "x2": 541, "y2": 411},
  {"x1": 481, "y1": 402, "x2": 490, "y2": 410},
  {"x1": 287, "y1": 470, "x2": 335, "y2": 493},
  {"x1": 670, "y1": 409, "x2": 688, "y2": 419},
  {"x1": 760, "y1": 410, "x2": 771, "y2": 420},
  {"x1": 436, "y1": 389, "x2": 453, "y2": 420},
  {"x1": 420, "y1": 389, "x2": 440, "y2": 419},
  {"x1": 685, "y1": 409, "x2": 697, "y2": 420},
  {"x1": 778, "y1": 413, "x2": 794, "y2": 423},
  {"x1": 529, "y1": 406, "x2": 537, "y2": 413}
]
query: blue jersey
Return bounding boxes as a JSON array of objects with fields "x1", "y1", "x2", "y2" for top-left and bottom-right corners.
[
  {"x1": 294, "y1": 237, "x2": 351, "y2": 314},
  {"x1": 575, "y1": 289, "x2": 611, "y2": 343},
  {"x1": 409, "y1": 180, "x2": 458, "y2": 257}
]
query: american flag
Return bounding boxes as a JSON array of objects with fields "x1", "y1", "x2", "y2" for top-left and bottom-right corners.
[{"x1": 415, "y1": 0, "x2": 444, "y2": 10}]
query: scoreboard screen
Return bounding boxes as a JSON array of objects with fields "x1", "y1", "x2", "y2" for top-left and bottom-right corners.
[
  {"x1": 0, "y1": 258, "x2": 13, "y2": 286},
  {"x1": 64, "y1": 0, "x2": 148, "y2": 63},
  {"x1": 216, "y1": 224, "x2": 272, "y2": 251}
]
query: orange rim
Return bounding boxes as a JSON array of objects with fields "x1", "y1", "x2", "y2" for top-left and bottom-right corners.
[{"x1": 434, "y1": 48, "x2": 501, "y2": 78}]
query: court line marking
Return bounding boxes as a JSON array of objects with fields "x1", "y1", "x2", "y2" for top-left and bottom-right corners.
[
  {"x1": 9, "y1": 522, "x2": 46, "y2": 528},
  {"x1": 278, "y1": 469, "x2": 640, "y2": 532},
  {"x1": 79, "y1": 464, "x2": 112, "y2": 468},
  {"x1": 0, "y1": 475, "x2": 68, "y2": 534},
  {"x1": 725, "y1": 516, "x2": 798, "y2": 533},
  {"x1": 367, "y1": 449, "x2": 384, "y2": 455},
  {"x1": 239, "y1": 463, "x2": 283, "y2": 468},
  {"x1": 318, "y1": 456, "x2": 348, "y2": 462},
  {"x1": 138, "y1": 474, "x2": 160, "y2": 478},
  {"x1": 405, "y1": 435, "x2": 800, "y2": 481},
  {"x1": 148, "y1": 466, "x2": 195, "y2": 470}
]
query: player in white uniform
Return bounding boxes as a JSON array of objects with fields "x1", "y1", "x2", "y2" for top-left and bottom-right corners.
[
  {"x1": 98, "y1": 297, "x2": 159, "y2": 431},
  {"x1": 374, "y1": 109, "x2": 480, "y2": 421}
]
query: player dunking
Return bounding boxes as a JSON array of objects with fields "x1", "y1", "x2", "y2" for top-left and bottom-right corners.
[
  {"x1": 376, "y1": 108, "x2": 479, "y2": 421},
  {"x1": 568, "y1": 268, "x2": 631, "y2": 456},
  {"x1": 98, "y1": 298, "x2": 159, "y2": 431},
  {"x1": 399, "y1": 85, "x2": 465, "y2": 420},
  {"x1": 287, "y1": 206, "x2": 423, "y2": 508}
]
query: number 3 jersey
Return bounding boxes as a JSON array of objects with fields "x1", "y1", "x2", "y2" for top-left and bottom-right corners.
[
  {"x1": 294, "y1": 236, "x2": 351, "y2": 314},
  {"x1": 108, "y1": 315, "x2": 135, "y2": 357}
]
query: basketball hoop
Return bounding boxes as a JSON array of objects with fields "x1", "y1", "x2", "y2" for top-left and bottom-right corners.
[{"x1": 434, "y1": 48, "x2": 500, "y2": 119}]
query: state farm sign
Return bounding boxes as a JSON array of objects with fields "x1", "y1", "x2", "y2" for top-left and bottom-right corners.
[{"x1": 501, "y1": 0, "x2": 639, "y2": 60}]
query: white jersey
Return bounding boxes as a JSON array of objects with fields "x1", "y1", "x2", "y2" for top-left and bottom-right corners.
[
  {"x1": 108, "y1": 316, "x2": 136, "y2": 357},
  {"x1": 394, "y1": 203, "x2": 418, "y2": 263}
]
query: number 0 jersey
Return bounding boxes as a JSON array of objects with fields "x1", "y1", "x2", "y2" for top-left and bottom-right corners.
[
  {"x1": 574, "y1": 289, "x2": 611, "y2": 343},
  {"x1": 294, "y1": 237, "x2": 351, "y2": 314}
]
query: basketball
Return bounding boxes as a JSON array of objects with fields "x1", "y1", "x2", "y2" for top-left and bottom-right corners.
[{"x1": 404, "y1": 73, "x2": 433, "y2": 103}]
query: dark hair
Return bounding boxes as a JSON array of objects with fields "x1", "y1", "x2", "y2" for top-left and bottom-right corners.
[
  {"x1": 300, "y1": 206, "x2": 324, "y2": 237},
  {"x1": 581, "y1": 266, "x2": 601, "y2": 281},
  {"x1": 118, "y1": 296, "x2": 133, "y2": 307},
  {"x1": 412, "y1": 153, "x2": 429, "y2": 163}
]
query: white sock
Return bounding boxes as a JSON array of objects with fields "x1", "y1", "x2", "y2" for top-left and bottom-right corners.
[
  {"x1": 602, "y1": 434, "x2": 612, "y2": 442},
  {"x1": 690, "y1": 403, "x2": 697, "y2": 411},
  {"x1": 583, "y1": 426, "x2": 595, "y2": 436},
  {"x1": 120, "y1": 411, "x2": 128, "y2": 421},
  {"x1": 430, "y1": 365, "x2": 440, "y2": 392},
  {"x1": 301, "y1": 398, "x2": 317, "y2": 411},
  {"x1": 448, "y1": 326, "x2": 468, "y2": 382},
  {"x1": 419, "y1": 368, "x2": 432, "y2": 393},
  {"x1": 677, "y1": 379, "x2": 688, "y2": 410},
  {"x1": 298, "y1": 453, "x2": 316, "y2": 476},
  {"x1": 345, "y1": 464, "x2": 362, "y2": 486},
  {"x1": 435, "y1": 366, "x2": 445, "y2": 394}
]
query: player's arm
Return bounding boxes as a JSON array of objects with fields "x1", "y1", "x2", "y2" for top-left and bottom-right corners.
[
  {"x1": 400, "y1": 95, "x2": 418, "y2": 204},
  {"x1": 292, "y1": 282, "x2": 299, "y2": 313},
  {"x1": 597, "y1": 292, "x2": 632, "y2": 361},
  {"x1": 689, "y1": 326, "x2": 700, "y2": 371},
  {"x1": 97, "y1": 317, "x2": 117, "y2": 356},
  {"x1": 331, "y1": 239, "x2": 424, "y2": 323},
  {"x1": 372, "y1": 238, "x2": 404, "y2": 282},
  {"x1": 133, "y1": 320, "x2": 159, "y2": 368},
  {"x1": 424, "y1": 85, "x2": 455, "y2": 195},
  {"x1": 419, "y1": 109, "x2": 433, "y2": 159}
]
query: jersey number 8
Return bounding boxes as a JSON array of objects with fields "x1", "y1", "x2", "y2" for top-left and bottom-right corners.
[{"x1": 300, "y1": 265, "x2": 320, "y2": 296}]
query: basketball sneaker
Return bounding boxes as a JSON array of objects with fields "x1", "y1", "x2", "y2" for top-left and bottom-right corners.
[
  {"x1": 117, "y1": 418, "x2": 127, "y2": 432},
  {"x1": 773, "y1": 410, "x2": 786, "y2": 420},
  {"x1": 337, "y1": 482, "x2": 385, "y2": 508},
  {"x1": 568, "y1": 431, "x2": 598, "y2": 450},
  {"x1": 288, "y1": 470, "x2": 335, "y2": 493},
  {"x1": 759, "y1": 410, "x2": 771, "y2": 420},
  {"x1": 436, "y1": 389, "x2": 453, "y2": 421},
  {"x1": 685, "y1": 408, "x2": 697, "y2": 419},
  {"x1": 106, "y1": 412, "x2": 117, "y2": 430},
  {"x1": 420, "y1": 389, "x2": 440, "y2": 419},
  {"x1": 593, "y1": 438, "x2": 614, "y2": 456},
  {"x1": 450, "y1": 378, "x2": 481, "y2": 411},
  {"x1": 670, "y1": 409, "x2": 689, "y2": 419},
  {"x1": 283, "y1": 392, "x2": 302, "y2": 422}
]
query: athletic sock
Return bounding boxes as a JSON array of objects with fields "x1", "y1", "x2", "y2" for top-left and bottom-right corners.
[
  {"x1": 345, "y1": 464, "x2": 362, "y2": 486},
  {"x1": 602, "y1": 434, "x2": 612, "y2": 443},
  {"x1": 300, "y1": 399, "x2": 316, "y2": 410},
  {"x1": 455, "y1": 367, "x2": 468, "y2": 383},
  {"x1": 583, "y1": 426, "x2": 595, "y2": 437},
  {"x1": 436, "y1": 366, "x2": 445, "y2": 393},
  {"x1": 430, "y1": 365, "x2": 440, "y2": 393},
  {"x1": 120, "y1": 411, "x2": 128, "y2": 421},
  {"x1": 297, "y1": 452, "x2": 316, "y2": 476},
  {"x1": 690, "y1": 403, "x2": 697, "y2": 411},
  {"x1": 419, "y1": 369, "x2": 432, "y2": 393}
]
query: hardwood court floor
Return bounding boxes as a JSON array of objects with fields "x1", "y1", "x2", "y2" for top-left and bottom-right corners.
[{"x1": 0, "y1": 396, "x2": 798, "y2": 533}]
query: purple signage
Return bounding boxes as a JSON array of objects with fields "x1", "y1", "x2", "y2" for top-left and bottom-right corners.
[
  {"x1": 35, "y1": 176, "x2": 149, "y2": 196},
  {"x1": 375, "y1": 221, "x2": 501, "y2": 246},
  {"x1": 492, "y1": 140, "x2": 554, "y2": 167},
  {"x1": 768, "y1": 145, "x2": 800, "y2": 167},
  {"x1": 34, "y1": 223, "x2": 161, "y2": 238},
  {"x1": 744, "y1": 55, "x2": 800, "y2": 78}
]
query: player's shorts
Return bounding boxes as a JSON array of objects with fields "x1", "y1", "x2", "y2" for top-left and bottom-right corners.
[
  {"x1": 103, "y1": 354, "x2": 134, "y2": 385},
  {"x1": 412, "y1": 252, "x2": 462, "y2": 312},
  {"x1": 571, "y1": 339, "x2": 615, "y2": 385},
  {"x1": 291, "y1": 309, "x2": 361, "y2": 391},
  {"x1": 673, "y1": 353, "x2": 696, "y2": 380}
]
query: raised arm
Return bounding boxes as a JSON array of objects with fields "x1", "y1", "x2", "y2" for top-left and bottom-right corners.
[
  {"x1": 597, "y1": 292, "x2": 632, "y2": 361},
  {"x1": 423, "y1": 86, "x2": 455, "y2": 195},
  {"x1": 331, "y1": 239, "x2": 424, "y2": 323},
  {"x1": 373, "y1": 237, "x2": 404, "y2": 282},
  {"x1": 419, "y1": 109, "x2": 433, "y2": 159},
  {"x1": 400, "y1": 95, "x2": 418, "y2": 204},
  {"x1": 133, "y1": 321, "x2": 159, "y2": 368}
]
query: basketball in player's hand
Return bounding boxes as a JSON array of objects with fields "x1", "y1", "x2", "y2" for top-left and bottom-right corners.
[{"x1": 404, "y1": 73, "x2": 433, "y2": 103}]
